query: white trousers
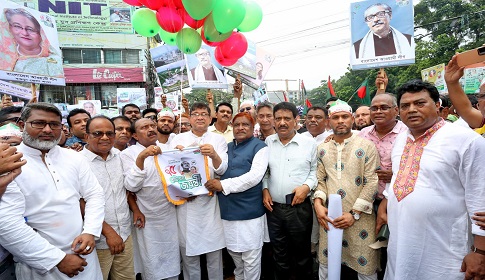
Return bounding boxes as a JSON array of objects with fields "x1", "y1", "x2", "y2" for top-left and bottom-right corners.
[
  {"x1": 180, "y1": 248, "x2": 223, "y2": 280},
  {"x1": 319, "y1": 263, "x2": 377, "y2": 280},
  {"x1": 227, "y1": 248, "x2": 262, "y2": 280}
]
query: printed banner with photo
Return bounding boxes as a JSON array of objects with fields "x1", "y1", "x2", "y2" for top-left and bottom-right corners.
[
  {"x1": 151, "y1": 45, "x2": 189, "y2": 93},
  {"x1": 0, "y1": 1, "x2": 65, "y2": 85},
  {"x1": 116, "y1": 88, "x2": 147, "y2": 110},
  {"x1": 12, "y1": 0, "x2": 134, "y2": 34},
  {"x1": 0, "y1": 80, "x2": 38, "y2": 100},
  {"x1": 78, "y1": 100, "x2": 102, "y2": 116},
  {"x1": 421, "y1": 64, "x2": 447, "y2": 94},
  {"x1": 154, "y1": 87, "x2": 180, "y2": 113},
  {"x1": 185, "y1": 44, "x2": 228, "y2": 89},
  {"x1": 463, "y1": 64, "x2": 485, "y2": 94},
  {"x1": 154, "y1": 147, "x2": 211, "y2": 205},
  {"x1": 350, "y1": 0, "x2": 415, "y2": 70},
  {"x1": 226, "y1": 46, "x2": 275, "y2": 90},
  {"x1": 225, "y1": 40, "x2": 257, "y2": 78}
]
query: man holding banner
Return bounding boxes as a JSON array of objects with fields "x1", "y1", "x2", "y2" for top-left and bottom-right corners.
[
  {"x1": 170, "y1": 102, "x2": 228, "y2": 280},
  {"x1": 120, "y1": 118, "x2": 180, "y2": 280}
]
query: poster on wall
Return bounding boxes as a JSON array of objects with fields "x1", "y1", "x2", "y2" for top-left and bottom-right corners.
[
  {"x1": 11, "y1": 0, "x2": 134, "y2": 34},
  {"x1": 117, "y1": 88, "x2": 147, "y2": 110},
  {"x1": 0, "y1": 0, "x2": 65, "y2": 85},
  {"x1": 185, "y1": 44, "x2": 228, "y2": 89},
  {"x1": 78, "y1": 100, "x2": 102, "y2": 116},
  {"x1": 349, "y1": 0, "x2": 415, "y2": 70}
]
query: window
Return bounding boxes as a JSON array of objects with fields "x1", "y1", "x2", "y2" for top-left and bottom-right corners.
[
  {"x1": 105, "y1": 49, "x2": 140, "y2": 64},
  {"x1": 62, "y1": 48, "x2": 101, "y2": 64}
]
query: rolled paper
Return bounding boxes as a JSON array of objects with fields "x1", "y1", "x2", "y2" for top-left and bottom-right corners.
[{"x1": 327, "y1": 194, "x2": 343, "y2": 280}]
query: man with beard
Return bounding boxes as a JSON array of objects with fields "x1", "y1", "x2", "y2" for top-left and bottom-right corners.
[
  {"x1": 120, "y1": 118, "x2": 180, "y2": 280},
  {"x1": 354, "y1": 105, "x2": 372, "y2": 130},
  {"x1": 314, "y1": 100, "x2": 379, "y2": 279},
  {"x1": 65, "y1": 108, "x2": 91, "y2": 148},
  {"x1": 81, "y1": 116, "x2": 134, "y2": 280},
  {"x1": 122, "y1": 104, "x2": 141, "y2": 123},
  {"x1": 263, "y1": 102, "x2": 317, "y2": 279},
  {"x1": 0, "y1": 103, "x2": 105, "y2": 279},
  {"x1": 156, "y1": 109, "x2": 176, "y2": 150},
  {"x1": 112, "y1": 116, "x2": 133, "y2": 151},
  {"x1": 170, "y1": 102, "x2": 228, "y2": 279},
  {"x1": 209, "y1": 102, "x2": 234, "y2": 143}
]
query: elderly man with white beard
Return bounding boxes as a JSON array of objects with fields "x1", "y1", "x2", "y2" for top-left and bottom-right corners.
[{"x1": 0, "y1": 102, "x2": 105, "y2": 279}]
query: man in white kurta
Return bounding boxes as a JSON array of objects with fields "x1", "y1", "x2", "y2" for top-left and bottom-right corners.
[
  {"x1": 0, "y1": 103, "x2": 105, "y2": 279},
  {"x1": 170, "y1": 102, "x2": 228, "y2": 280},
  {"x1": 120, "y1": 118, "x2": 180, "y2": 280},
  {"x1": 384, "y1": 80, "x2": 485, "y2": 279}
]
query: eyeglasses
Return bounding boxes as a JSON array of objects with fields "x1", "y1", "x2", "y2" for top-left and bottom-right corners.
[
  {"x1": 145, "y1": 115, "x2": 157, "y2": 121},
  {"x1": 27, "y1": 121, "x2": 62, "y2": 130},
  {"x1": 9, "y1": 23, "x2": 39, "y2": 35},
  {"x1": 364, "y1": 11, "x2": 391, "y2": 22},
  {"x1": 239, "y1": 106, "x2": 252, "y2": 113},
  {"x1": 180, "y1": 122, "x2": 191, "y2": 127},
  {"x1": 369, "y1": 105, "x2": 395, "y2": 112},
  {"x1": 190, "y1": 112, "x2": 209, "y2": 117},
  {"x1": 89, "y1": 131, "x2": 116, "y2": 138},
  {"x1": 0, "y1": 117, "x2": 21, "y2": 124}
]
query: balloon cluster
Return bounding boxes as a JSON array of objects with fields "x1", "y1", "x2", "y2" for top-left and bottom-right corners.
[{"x1": 125, "y1": 0, "x2": 263, "y2": 66}]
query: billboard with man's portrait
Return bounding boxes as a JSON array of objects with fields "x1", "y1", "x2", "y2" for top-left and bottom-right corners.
[
  {"x1": 185, "y1": 44, "x2": 228, "y2": 89},
  {"x1": 350, "y1": 0, "x2": 415, "y2": 70},
  {"x1": 0, "y1": 0, "x2": 65, "y2": 85}
]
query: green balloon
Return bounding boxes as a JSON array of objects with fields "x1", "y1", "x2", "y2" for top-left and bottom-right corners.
[
  {"x1": 212, "y1": 0, "x2": 246, "y2": 34},
  {"x1": 237, "y1": 0, "x2": 262, "y2": 32},
  {"x1": 176, "y1": 28, "x2": 202, "y2": 54},
  {"x1": 159, "y1": 29, "x2": 178, "y2": 46},
  {"x1": 132, "y1": 8, "x2": 160, "y2": 37},
  {"x1": 202, "y1": 13, "x2": 232, "y2": 42},
  {"x1": 182, "y1": 0, "x2": 216, "y2": 20}
]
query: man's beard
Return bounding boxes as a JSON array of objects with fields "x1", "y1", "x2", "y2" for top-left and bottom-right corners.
[
  {"x1": 157, "y1": 127, "x2": 173, "y2": 135},
  {"x1": 22, "y1": 130, "x2": 61, "y2": 151}
]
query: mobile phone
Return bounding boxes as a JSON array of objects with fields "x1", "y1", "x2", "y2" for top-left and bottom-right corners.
[
  {"x1": 285, "y1": 193, "x2": 295, "y2": 205},
  {"x1": 456, "y1": 46, "x2": 485, "y2": 67}
]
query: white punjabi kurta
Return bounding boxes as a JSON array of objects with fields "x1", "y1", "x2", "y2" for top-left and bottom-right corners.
[
  {"x1": 385, "y1": 123, "x2": 485, "y2": 280},
  {"x1": 0, "y1": 144, "x2": 105, "y2": 279},
  {"x1": 120, "y1": 143, "x2": 180, "y2": 280},
  {"x1": 170, "y1": 131, "x2": 228, "y2": 256},
  {"x1": 220, "y1": 147, "x2": 270, "y2": 252}
]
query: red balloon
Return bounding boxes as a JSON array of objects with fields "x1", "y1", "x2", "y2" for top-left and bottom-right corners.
[
  {"x1": 140, "y1": 0, "x2": 164, "y2": 10},
  {"x1": 156, "y1": 7, "x2": 184, "y2": 33},
  {"x1": 182, "y1": 10, "x2": 205, "y2": 29},
  {"x1": 200, "y1": 28, "x2": 220, "y2": 47},
  {"x1": 171, "y1": 0, "x2": 184, "y2": 9},
  {"x1": 218, "y1": 32, "x2": 248, "y2": 60},
  {"x1": 123, "y1": 0, "x2": 143, "y2": 6},
  {"x1": 214, "y1": 45, "x2": 238, "y2": 66}
]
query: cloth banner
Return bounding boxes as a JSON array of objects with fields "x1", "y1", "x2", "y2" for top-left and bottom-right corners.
[{"x1": 154, "y1": 147, "x2": 211, "y2": 205}]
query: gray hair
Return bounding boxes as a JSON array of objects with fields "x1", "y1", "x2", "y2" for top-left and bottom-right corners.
[
  {"x1": 5, "y1": 8, "x2": 41, "y2": 34},
  {"x1": 21, "y1": 103, "x2": 62, "y2": 122},
  {"x1": 364, "y1": 3, "x2": 392, "y2": 15},
  {"x1": 371, "y1": 93, "x2": 398, "y2": 107}
]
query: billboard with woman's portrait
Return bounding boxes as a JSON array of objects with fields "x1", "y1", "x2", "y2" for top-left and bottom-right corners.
[{"x1": 0, "y1": 1, "x2": 65, "y2": 85}]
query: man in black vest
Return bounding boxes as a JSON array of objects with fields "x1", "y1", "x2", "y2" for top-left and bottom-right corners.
[{"x1": 205, "y1": 112, "x2": 269, "y2": 280}]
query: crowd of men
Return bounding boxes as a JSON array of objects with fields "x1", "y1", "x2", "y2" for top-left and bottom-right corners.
[{"x1": 1, "y1": 56, "x2": 485, "y2": 280}]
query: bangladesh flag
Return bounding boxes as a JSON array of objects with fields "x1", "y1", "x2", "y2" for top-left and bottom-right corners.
[{"x1": 357, "y1": 78, "x2": 370, "y2": 105}]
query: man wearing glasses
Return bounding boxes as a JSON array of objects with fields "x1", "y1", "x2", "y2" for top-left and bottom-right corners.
[
  {"x1": 353, "y1": 3, "x2": 413, "y2": 59},
  {"x1": 171, "y1": 102, "x2": 228, "y2": 279},
  {"x1": 81, "y1": 116, "x2": 134, "y2": 280},
  {"x1": 0, "y1": 103, "x2": 105, "y2": 279}
]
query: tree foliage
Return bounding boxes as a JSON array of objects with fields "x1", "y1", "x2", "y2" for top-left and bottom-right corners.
[{"x1": 312, "y1": 0, "x2": 485, "y2": 100}]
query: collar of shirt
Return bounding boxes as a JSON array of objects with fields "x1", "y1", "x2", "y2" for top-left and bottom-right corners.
[
  {"x1": 81, "y1": 146, "x2": 118, "y2": 162},
  {"x1": 366, "y1": 120, "x2": 406, "y2": 139},
  {"x1": 268, "y1": 131, "x2": 304, "y2": 146},
  {"x1": 209, "y1": 124, "x2": 232, "y2": 134}
]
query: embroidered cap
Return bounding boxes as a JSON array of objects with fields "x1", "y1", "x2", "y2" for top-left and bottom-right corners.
[
  {"x1": 328, "y1": 99, "x2": 352, "y2": 116},
  {"x1": 157, "y1": 108, "x2": 175, "y2": 121}
]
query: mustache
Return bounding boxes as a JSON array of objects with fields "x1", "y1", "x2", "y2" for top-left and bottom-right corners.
[
  {"x1": 372, "y1": 21, "x2": 384, "y2": 27},
  {"x1": 148, "y1": 131, "x2": 157, "y2": 137}
]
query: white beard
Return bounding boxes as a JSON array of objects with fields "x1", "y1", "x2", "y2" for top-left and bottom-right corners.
[{"x1": 22, "y1": 130, "x2": 61, "y2": 151}]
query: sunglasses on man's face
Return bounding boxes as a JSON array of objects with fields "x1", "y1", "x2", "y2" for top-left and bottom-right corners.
[{"x1": 239, "y1": 106, "x2": 252, "y2": 113}]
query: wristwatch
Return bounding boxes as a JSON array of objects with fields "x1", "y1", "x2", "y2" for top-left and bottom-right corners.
[
  {"x1": 471, "y1": 245, "x2": 485, "y2": 256},
  {"x1": 350, "y1": 210, "x2": 360, "y2": 221}
]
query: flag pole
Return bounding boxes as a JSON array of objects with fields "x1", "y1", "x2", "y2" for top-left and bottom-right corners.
[{"x1": 346, "y1": 81, "x2": 367, "y2": 103}]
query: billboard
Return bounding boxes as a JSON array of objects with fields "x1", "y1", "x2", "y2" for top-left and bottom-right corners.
[
  {"x1": 11, "y1": 0, "x2": 134, "y2": 33},
  {"x1": 0, "y1": 0, "x2": 65, "y2": 85},
  {"x1": 117, "y1": 88, "x2": 147, "y2": 110}
]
